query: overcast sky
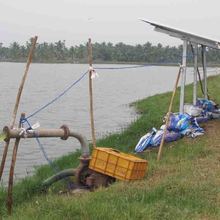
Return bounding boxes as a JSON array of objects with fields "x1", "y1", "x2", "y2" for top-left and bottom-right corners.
[{"x1": 0, "y1": 0, "x2": 220, "y2": 47}]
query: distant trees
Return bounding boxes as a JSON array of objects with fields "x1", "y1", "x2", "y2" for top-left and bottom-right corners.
[{"x1": 0, "y1": 39, "x2": 220, "y2": 64}]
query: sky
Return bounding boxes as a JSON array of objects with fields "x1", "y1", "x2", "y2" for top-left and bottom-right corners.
[{"x1": 0, "y1": 0, "x2": 220, "y2": 47}]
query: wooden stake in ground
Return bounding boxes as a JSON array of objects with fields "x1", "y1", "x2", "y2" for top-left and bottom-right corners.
[
  {"x1": 87, "y1": 38, "x2": 96, "y2": 148},
  {"x1": 157, "y1": 66, "x2": 182, "y2": 161},
  {"x1": 0, "y1": 36, "x2": 38, "y2": 181},
  {"x1": 7, "y1": 113, "x2": 25, "y2": 215}
]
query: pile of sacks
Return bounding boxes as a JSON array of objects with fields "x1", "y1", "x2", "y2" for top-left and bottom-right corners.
[
  {"x1": 135, "y1": 98, "x2": 220, "y2": 153},
  {"x1": 196, "y1": 98, "x2": 220, "y2": 120}
]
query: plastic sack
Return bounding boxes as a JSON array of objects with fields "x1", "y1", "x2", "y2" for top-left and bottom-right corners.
[
  {"x1": 196, "y1": 98, "x2": 218, "y2": 112},
  {"x1": 151, "y1": 129, "x2": 182, "y2": 146},
  {"x1": 196, "y1": 116, "x2": 209, "y2": 124},
  {"x1": 167, "y1": 113, "x2": 191, "y2": 132},
  {"x1": 135, "y1": 128, "x2": 156, "y2": 152},
  {"x1": 181, "y1": 117, "x2": 204, "y2": 138},
  {"x1": 184, "y1": 104, "x2": 202, "y2": 117},
  {"x1": 165, "y1": 131, "x2": 182, "y2": 143}
]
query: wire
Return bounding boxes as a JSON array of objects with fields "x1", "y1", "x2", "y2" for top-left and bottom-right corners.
[{"x1": 26, "y1": 70, "x2": 88, "y2": 120}]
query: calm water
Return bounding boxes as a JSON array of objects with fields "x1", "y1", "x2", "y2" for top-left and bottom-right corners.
[{"x1": 0, "y1": 63, "x2": 218, "y2": 183}]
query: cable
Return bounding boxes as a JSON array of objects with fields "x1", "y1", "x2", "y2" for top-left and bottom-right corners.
[{"x1": 26, "y1": 70, "x2": 88, "y2": 120}]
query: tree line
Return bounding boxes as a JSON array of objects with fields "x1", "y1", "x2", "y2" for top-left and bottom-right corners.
[{"x1": 0, "y1": 40, "x2": 220, "y2": 64}]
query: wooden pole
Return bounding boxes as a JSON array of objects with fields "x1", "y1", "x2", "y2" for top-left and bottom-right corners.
[
  {"x1": 0, "y1": 36, "x2": 38, "y2": 181},
  {"x1": 157, "y1": 66, "x2": 182, "y2": 161},
  {"x1": 88, "y1": 38, "x2": 96, "y2": 148},
  {"x1": 11, "y1": 36, "x2": 38, "y2": 127},
  {"x1": 7, "y1": 113, "x2": 24, "y2": 215}
]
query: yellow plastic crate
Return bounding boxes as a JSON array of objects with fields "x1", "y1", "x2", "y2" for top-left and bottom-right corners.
[{"x1": 89, "y1": 147, "x2": 148, "y2": 181}]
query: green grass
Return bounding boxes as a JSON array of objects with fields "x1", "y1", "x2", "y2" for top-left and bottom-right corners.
[{"x1": 1, "y1": 74, "x2": 220, "y2": 219}]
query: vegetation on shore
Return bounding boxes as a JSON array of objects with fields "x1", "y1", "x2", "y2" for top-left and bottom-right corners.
[
  {"x1": 0, "y1": 74, "x2": 220, "y2": 219},
  {"x1": 1, "y1": 40, "x2": 220, "y2": 65}
]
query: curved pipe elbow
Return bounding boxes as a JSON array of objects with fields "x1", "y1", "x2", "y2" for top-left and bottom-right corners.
[{"x1": 69, "y1": 131, "x2": 90, "y2": 158}]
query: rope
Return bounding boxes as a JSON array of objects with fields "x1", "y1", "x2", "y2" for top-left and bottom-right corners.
[
  {"x1": 26, "y1": 70, "x2": 88, "y2": 120},
  {"x1": 94, "y1": 64, "x2": 152, "y2": 70},
  {"x1": 25, "y1": 64, "x2": 184, "y2": 120},
  {"x1": 20, "y1": 118, "x2": 59, "y2": 172},
  {"x1": 21, "y1": 118, "x2": 75, "y2": 189}
]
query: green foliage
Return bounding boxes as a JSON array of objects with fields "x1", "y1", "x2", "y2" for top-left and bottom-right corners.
[{"x1": 1, "y1": 40, "x2": 220, "y2": 64}]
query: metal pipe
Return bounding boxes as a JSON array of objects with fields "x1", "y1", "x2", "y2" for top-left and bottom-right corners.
[
  {"x1": 69, "y1": 131, "x2": 89, "y2": 157},
  {"x1": 202, "y1": 45, "x2": 208, "y2": 99},
  {"x1": 180, "y1": 40, "x2": 187, "y2": 113},
  {"x1": 3, "y1": 126, "x2": 90, "y2": 158},
  {"x1": 193, "y1": 43, "x2": 198, "y2": 105}
]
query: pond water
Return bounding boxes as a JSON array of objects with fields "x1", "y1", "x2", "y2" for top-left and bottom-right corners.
[{"x1": 0, "y1": 63, "x2": 218, "y2": 183}]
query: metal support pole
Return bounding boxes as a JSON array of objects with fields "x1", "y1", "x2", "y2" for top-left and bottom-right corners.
[
  {"x1": 193, "y1": 43, "x2": 198, "y2": 105},
  {"x1": 202, "y1": 45, "x2": 208, "y2": 99},
  {"x1": 179, "y1": 40, "x2": 187, "y2": 113}
]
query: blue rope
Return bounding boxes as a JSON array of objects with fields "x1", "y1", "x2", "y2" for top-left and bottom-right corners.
[
  {"x1": 25, "y1": 62, "x2": 197, "y2": 120},
  {"x1": 26, "y1": 70, "x2": 88, "y2": 120},
  {"x1": 21, "y1": 118, "x2": 59, "y2": 172},
  {"x1": 22, "y1": 118, "x2": 74, "y2": 189}
]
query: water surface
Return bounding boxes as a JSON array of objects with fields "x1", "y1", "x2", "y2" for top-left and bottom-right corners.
[{"x1": 0, "y1": 63, "x2": 218, "y2": 183}]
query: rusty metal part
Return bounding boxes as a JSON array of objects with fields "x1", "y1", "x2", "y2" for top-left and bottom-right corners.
[
  {"x1": 75, "y1": 157, "x2": 91, "y2": 186},
  {"x1": 42, "y1": 158, "x2": 115, "y2": 190},
  {"x1": 60, "y1": 125, "x2": 70, "y2": 140},
  {"x1": 3, "y1": 126, "x2": 90, "y2": 158},
  {"x1": 3, "y1": 125, "x2": 116, "y2": 193},
  {"x1": 86, "y1": 171, "x2": 116, "y2": 189}
]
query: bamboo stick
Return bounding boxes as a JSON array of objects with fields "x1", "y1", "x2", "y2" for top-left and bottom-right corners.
[
  {"x1": 88, "y1": 38, "x2": 96, "y2": 148},
  {"x1": 157, "y1": 66, "x2": 182, "y2": 161},
  {"x1": 7, "y1": 113, "x2": 24, "y2": 215},
  {"x1": 11, "y1": 36, "x2": 38, "y2": 127},
  {"x1": 0, "y1": 36, "x2": 38, "y2": 181}
]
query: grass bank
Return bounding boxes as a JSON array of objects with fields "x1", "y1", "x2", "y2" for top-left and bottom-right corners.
[{"x1": 0, "y1": 74, "x2": 220, "y2": 219}]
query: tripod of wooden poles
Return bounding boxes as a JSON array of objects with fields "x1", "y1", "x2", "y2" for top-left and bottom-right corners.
[{"x1": 0, "y1": 36, "x2": 38, "y2": 214}]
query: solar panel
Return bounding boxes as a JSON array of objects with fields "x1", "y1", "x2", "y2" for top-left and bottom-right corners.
[{"x1": 141, "y1": 19, "x2": 220, "y2": 50}]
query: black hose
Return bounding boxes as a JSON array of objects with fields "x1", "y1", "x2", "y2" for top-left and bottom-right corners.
[
  {"x1": 190, "y1": 43, "x2": 209, "y2": 99},
  {"x1": 42, "y1": 168, "x2": 76, "y2": 188}
]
